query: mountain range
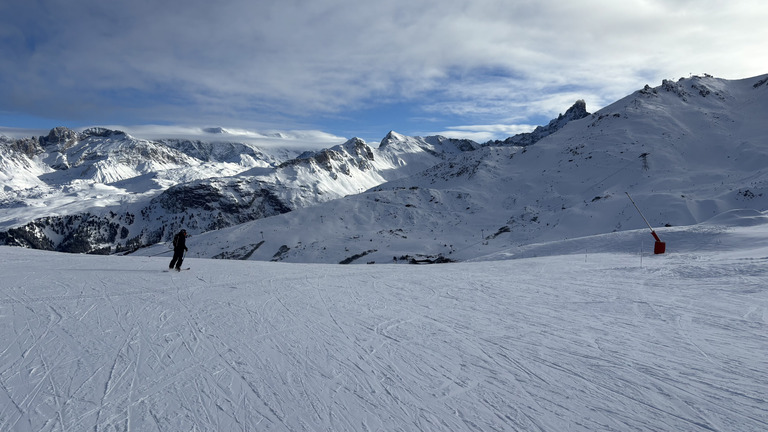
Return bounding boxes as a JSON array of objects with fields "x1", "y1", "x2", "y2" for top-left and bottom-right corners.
[{"x1": 1, "y1": 73, "x2": 767, "y2": 263}]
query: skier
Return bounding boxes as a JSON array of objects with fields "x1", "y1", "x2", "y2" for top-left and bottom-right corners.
[{"x1": 169, "y1": 229, "x2": 188, "y2": 271}]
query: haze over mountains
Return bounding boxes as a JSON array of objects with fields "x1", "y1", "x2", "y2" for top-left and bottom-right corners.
[{"x1": 1, "y1": 74, "x2": 767, "y2": 263}]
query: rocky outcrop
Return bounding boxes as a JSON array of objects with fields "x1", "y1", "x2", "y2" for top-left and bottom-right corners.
[
  {"x1": 485, "y1": 100, "x2": 590, "y2": 147},
  {"x1": 0, "y1": 176, "x2": 294, "y2": 254},
  {"x1": 379, "y1": 131, "x2": 480, "y2": 154},
  {"x1": 280, "y1": 138, "x2": 375, "y2": 173}
]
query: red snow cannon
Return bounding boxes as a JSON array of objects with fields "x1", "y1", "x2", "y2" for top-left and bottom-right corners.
[
  {"x1": 626, "y1": 192, "x2": 666, "y2": 255},
  {"x1": 651, "y1": 230, "x2": 666, "y2": 255}
]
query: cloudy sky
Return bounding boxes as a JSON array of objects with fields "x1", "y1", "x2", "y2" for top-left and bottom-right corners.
[{"x1": 1, "y1": 0, "x2": 766, "y2": 145}]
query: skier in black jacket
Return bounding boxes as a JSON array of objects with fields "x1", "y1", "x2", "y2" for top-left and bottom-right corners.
[{"x1": 169, "y1": 229, "x2": 188, "y2": 271}]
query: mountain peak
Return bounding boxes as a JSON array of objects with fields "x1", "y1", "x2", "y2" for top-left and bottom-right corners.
[
  {"x1": 45, "y1": 126, "x2": 79, "y2": 141},
  {"x1": 82, "y1": 127, "x2": 128, "y2": 139},
  {"x1": 379, "y1": 131, "x2": 407, "y2": 148},
  {"x1": 41, "y1": 127, "x2": 80, "y2": 150},
  {"x1": 563, "y1": 99, "x2": 588, "y2": 119},
  {"x1": 342, "y1": 137, "x2": 367, "y2": 147},
  {"x1": 486, "y1": 100, "x2": 591, "y2": 147}
]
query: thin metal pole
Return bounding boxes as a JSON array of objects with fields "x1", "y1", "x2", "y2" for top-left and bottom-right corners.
[{"x1": 625, "y1": 192, "x2": 654, "y2": 232}]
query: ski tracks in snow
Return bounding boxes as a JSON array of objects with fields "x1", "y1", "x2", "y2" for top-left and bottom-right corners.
[{"x1": 0, "y1": 249, "x2": 766, "y2": 431}]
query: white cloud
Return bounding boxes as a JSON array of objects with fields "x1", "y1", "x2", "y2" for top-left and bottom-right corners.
[
  {"x1": 424, "y1": 124, "x2": 539, "y2": 143},
  {"x1": 0, "y1": 0, "x2": 766, "y2": 133},
  {"x1": 0, "y1": 123, "x2": 346, "y2": 150},
  {"x1": 0, "y1": 127, "x2": 51, "y2": 139},
  {"x1": 99, "y1": 125, "x2": 348, "y2": 149}
]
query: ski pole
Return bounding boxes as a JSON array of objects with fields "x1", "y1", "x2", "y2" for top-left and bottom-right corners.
[{"x1": 148, "y1": 245, "x2": 175, "y2": 257}]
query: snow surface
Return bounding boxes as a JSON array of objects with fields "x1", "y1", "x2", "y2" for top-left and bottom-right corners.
[{"x1": 1, "y1": 220, "x2": 766, "y2": 431}]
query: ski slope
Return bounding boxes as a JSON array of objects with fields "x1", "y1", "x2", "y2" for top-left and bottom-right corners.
[{"x1": 1, "y1": 221, "x2": 767, "y2": 431}]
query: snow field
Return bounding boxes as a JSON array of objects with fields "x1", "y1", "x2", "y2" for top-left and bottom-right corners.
[{"x1": 1, "y1": 223, "x2": 767, "y2": 431}]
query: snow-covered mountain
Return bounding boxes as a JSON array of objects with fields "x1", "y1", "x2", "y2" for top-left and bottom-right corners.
[
  {"x1": 131, "y1": 73, "x2": 768, "y2": 264},
  {"x1": 0, "y1": 123, "x2": 490, "y2": 253},
  {"x1": 0, "y1": 127, "x2": 294, "y2": 252},
  {"x1": 2, "y1": 74, "x2": 767, "y2": 261}
]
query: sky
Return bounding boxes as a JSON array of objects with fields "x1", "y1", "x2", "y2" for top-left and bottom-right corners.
[{"x1": 1, "y1": 0, "x2": 766, "y2": 146}]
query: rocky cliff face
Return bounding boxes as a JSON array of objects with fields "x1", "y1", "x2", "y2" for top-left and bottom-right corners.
[
  {"x1": 0, "y1": 176, "x2": 294, "y2": 254},
  {"x1": 280, "y1": 138, "x2": 375, "y2": 174},
  {"x1": 146, "y1": 177, "x2": 292, "y2": 236},
  {"x1": 485, "y1": 100, "x2": 590, "y2": 147},
  {"x1": 378, "y1": 131, "x2": 480, "y2": 154}
]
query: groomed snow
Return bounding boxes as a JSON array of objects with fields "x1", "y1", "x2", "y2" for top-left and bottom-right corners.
[{"x1": 1, "y1": 221, "x2": 766, "y2": 431}]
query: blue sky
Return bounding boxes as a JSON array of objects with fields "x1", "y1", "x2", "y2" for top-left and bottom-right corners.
[{"x1": 1, "y1": 0, "x2": 766, "y2": 146}]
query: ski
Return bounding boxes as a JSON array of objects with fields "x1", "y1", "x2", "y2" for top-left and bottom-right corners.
[{"x1": 163, "y1": 268, "x2": 191, "y2": 272}]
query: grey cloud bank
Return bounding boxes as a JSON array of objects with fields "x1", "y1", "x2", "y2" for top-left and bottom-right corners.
[{"x1": 0, "y1": 0, "x2": 765, "y2": 139}]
